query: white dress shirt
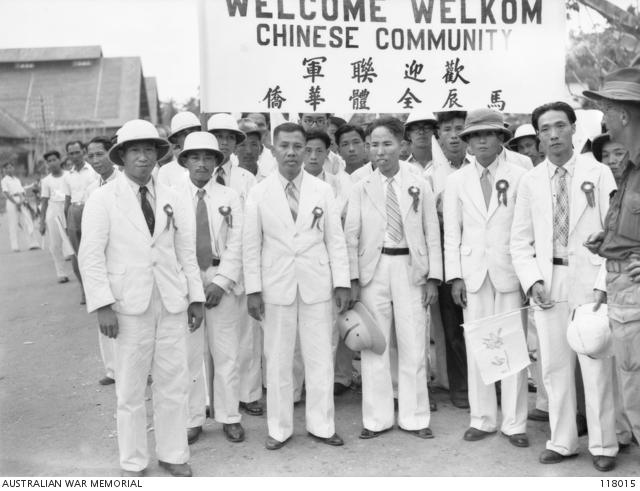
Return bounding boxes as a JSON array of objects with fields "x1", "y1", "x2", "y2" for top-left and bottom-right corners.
[{"x1": 64, "y1": 163, "x2": 98, "y2": 204}]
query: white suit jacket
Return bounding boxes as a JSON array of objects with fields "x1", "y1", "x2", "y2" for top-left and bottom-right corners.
[
  {"x1": 443, "y1": 159, "x2": 525, "y2": 293},
  {"x1": 157, "y1": 159, "x2": 188, "y2": 189},
  {"x1": 344, "y1": 163, "x2": 443, "y2": 287},
  {"x1": 79, "y1": 173, "x2": 205, "y2": 315},
  {"x1": 504, "y1": 148, "x2": 533, "y2": 171},
  {"x1": 511, "y1": 154, "x2": 616, "y2": 305},
  {"x1": 243, "y1": 170, "x2": 350, "y2": 305},
  {"x1": 219, "y1": 162, "x2": 257, "y2": 208},
  {"x1": 180, "y1": 178, "x2": 244, "y2": 295}
]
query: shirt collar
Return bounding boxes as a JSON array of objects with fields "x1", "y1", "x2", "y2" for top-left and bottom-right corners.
[
  {"x1": 277, "y1": 169, "x2": 303, "y2": 190},
  {"x1": 70, "y1": 162, "x2": 89, "y2": 174},
  {"x1": 546, "y1": 153, "x2": 576, "y2": 178},
  {"x1": 100, "y1": 168, "x2": 118, "y2": 185},
  {"x1": 125, "y1": 173, "x2": 155, "y2": 199},
  {"x1": 475, "y1": 157, "x2": 499, "y2": 178}
]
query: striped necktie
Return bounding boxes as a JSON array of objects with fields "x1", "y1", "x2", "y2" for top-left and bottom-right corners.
[
  {"x1": 285, "y1": 181, "x2": 298, "y2": 222},
  {"x1": 553, "y1": 166, "x2": 569, "y2": 247},
  {"x1": 386, "y1": 178, "x2": 403, "y2": 243}
]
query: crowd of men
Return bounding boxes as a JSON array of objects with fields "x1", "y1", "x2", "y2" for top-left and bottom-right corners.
[{"x1": 4, "y1": 65, "x2": 640, "y2": 478}]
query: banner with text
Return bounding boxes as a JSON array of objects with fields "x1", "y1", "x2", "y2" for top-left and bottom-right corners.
[{"x1": 199, "y1": 0, "x2": 566, "y2": 114}]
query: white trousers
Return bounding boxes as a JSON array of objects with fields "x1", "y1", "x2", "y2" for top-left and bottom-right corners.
[
  {"x1": 534, "y1": 266, "x2": 617, "y2": 457},
  {"x1": 464, "y1": 276, "x2": 528, "y2": 434},
  {"x1": 114, "y1": 286, "x2": 189, "y2": 472},
  {"x1": 527, "y1": 312, "x2": 549, "y2": 412},
  {"x1": 6, "y1": 200, "x2": 39, "y2": 251},
  {"x1": 263, "y1": 293, "x2": 335, "y2": 442},
  {"x1": 188, "y1": 292, "x2": 243, "y2": 426},
  {"x1": 99, "y1": 330, "x2": 116, "y2": 379},
  {"x1": 45, "y1": 204, "x2": 69, "y2": 278},
  {"x1": 238, "y1": 316, "x2": 263, "y2": 403},
  {"x1": 360, "y1": 254, "x2": 430, "y2": 431}
]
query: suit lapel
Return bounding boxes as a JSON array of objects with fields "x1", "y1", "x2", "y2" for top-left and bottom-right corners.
[
  {"x1": 464, "y1": 161, "x2": 488, "y2": 219},
  {"x1": 398, "y1": 166, "x2": 413, "y2": 220},
  {"x1": 487, "y1": 162, "x2": 512, "y2": 219},
  {"x1": 570, "y1": 156, "x2": 590, "y2": 234},
  {"x1": 538, "y1": 162, "x2": 554, "y2": 228},
  {"x1": 296, "y1": 172, "x2": 315, "y2": 230},
  {"x1": 115, "y1": 175, "x2": 151, "y2": 238},
  {"x1": 363, "y1": 171, "x2": 386, "y2": 218},
  {"x1": 206, "y1": 181, "x2": 226, "y2": 240},
  {"x1": 269, "y1": 173, "x2": 296, "y2": 231}
]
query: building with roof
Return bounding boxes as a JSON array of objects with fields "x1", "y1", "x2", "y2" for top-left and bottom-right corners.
[{"x1": 0, "y1": 45, "x2": 160, "y2": 159}]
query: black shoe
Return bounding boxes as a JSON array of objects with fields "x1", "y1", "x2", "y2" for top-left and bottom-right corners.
[
  {"x1": 265, "y1": 435, "x2": 290, "y2": 450},
  {"x1": 308, "y1": 432, "x2": 344, "y2": 446},
  {"x1": 539, "y1": 449, "x2": 578, "y2": 464},
  {"x1": 451, "y1": 394, "x2": 470, "y2": 409},
  {"x1": 223, "y1": 423, "x2": 245, "y2": 442},
  {"x1": 359, "y1": 427, "x2": 392, "y2": 439},
  {"x1": 463, "y1": 427, "x2": 495, "y2": 441},
  {"x1": 239, "y1": 400, "x2": 264, "y2": 416},
  {"x1": 400, "y1": 427, "x2": 434, "y2": 439},
  {"x1": 98, "y1": 376, "x2": 115, "y2": 386},
  {"x1": 528, "y1": 381, "x2": 537, "y2": 393},
  {"x1": 57, "y1": 276, "x2": 69, "y2": 284},
  {"x1": 428, "y1": 386, "x2": 437, "y2": 412},
  {"x1": 592, "y1": 455, "x2": 616, "y2": 472},
  {"x1": 502, "y1": 432, "x2": 529, "y2": 447},
  {"x1": 333, "y1": 383, "x2": 351, "y2": 396},
  {"x1": 158, "y1": 460, "x2": 192, "y2": 477},
  {"x1": 187, "y1": 426, "x2": 202, "y2": 445},
  {"x1": 527, "y1": 409, "x2": 549, "y2": 422}
]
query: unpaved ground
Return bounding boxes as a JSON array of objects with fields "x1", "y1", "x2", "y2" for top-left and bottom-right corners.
[{"x1": 0, "y1": 213, "x2": 638, "y2": 477}]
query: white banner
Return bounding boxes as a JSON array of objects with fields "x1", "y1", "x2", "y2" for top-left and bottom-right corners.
[
  {"x1": 199, "y1": 0, "x2": 566, "y2": 114},
  {"x1": 463, "y1": 308, "x2": 530, "y2": 385}
]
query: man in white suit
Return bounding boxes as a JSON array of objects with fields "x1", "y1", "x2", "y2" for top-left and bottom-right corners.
[
  {"x1": 157, "y1": 111, "x2": 201, "y2": 188},
  {"x1": 177, "y1": 131, "x2": 246, "y2": 445},
  {"x1": 243, "y1": 122, "x2": 351, "y2": 450},
  {"x1": 511, "y1": 102, "x2": 618, "y2": 472},
  {"x1": 443, "y1": 108, "x2": 529, "y2": 447},
  {"x1": 79, "y1": 119, "x2": 204, "y2": 477},
  {"x1": 345, "y1": 117, "x2": 442, "y2": 440}
]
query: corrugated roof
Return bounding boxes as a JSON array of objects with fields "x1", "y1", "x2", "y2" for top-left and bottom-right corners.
[
  {"x1": 0, "y1": 108, "x2": 34, "y2": 139},
  {"x1": 0, "y1": 46, "x2": 102, "y2": 63},
  {"x1": 0, "y1": 55, "x2": 149, "y2": 130}
]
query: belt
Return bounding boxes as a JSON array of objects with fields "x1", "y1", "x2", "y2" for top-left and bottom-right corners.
[
  {"x1": 552, "y1": 257, "x2": 568, "y2": 266},
  {"x1": 381, "y1": 247, "x2": 409, "y2": 256},
  {"x1": 71, "y1": 202, "x2": 84, "y2": 206}
]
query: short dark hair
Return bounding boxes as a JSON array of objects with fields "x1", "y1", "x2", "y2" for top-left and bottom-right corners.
[
  {"x1": 88, "y1": 136, "x2": 113, "y2": 152},
  {"x1": 335, "y1": 124, "x2": 366, "y2": 145},
  {"x1": 436, "y1": 111, "x2": 467, "y2": 125},
  {"x1": 298, "y1": 113, "x2": 331, "y2": 119},
  {"x1": 305, "y1": 130, "x2": 331, "y2": 149},
  {"x1": 273, "y1": 122, "x2": 306, "y2": 142},
  {"x1": 366, "y1": 117, "x2": 405, "y2": 141},
  {"x1": 531, "y1": 102, "x2": 577, "y2": 131},
  {"x1": 43, "y1": 150, "x2": 61, "y2": 160},
  {"x1": 2, "y1": 161, "x2": 13, "y2": 169},
  {"x1": 65, "y1": 140, "x2": 85, "y2": 152}
]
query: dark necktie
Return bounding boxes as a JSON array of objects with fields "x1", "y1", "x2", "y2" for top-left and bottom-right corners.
[
  {"x1": 216, "y1": 166, "x2": 225, "y2": 186},
  {"x1": 139, "y1": 186, "x2": 155, "y2": 235},
  {"x1": 196, "y1": 189, "x2": 214, "y2": 270}
]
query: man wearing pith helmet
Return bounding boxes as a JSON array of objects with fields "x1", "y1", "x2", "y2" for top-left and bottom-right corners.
[
  {"x1": 584, "y1": 66, "x2": 640, "y2": 456},
  {"x1": 78, "y1": 119, "x2": 205, "y2": 477},
  {"x1": 158, "y1": 111, "x2": 201, "y2": 188},
  {"x1": 176, "y1": 131, "x2": 247, "y2": 445},
  {"x1": 443, "y1": 108, "x2": 529, "y2": 448},
  {"x1": 404, "y1": 110, "x2": 438, "y2": 171}
]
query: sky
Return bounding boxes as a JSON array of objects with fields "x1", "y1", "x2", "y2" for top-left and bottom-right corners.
[{"x1": 0, "y1": 0, "x2": 637, "y2": 104}]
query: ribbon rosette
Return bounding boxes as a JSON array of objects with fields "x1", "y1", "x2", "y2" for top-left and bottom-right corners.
[
  {"x1": 311, "y1": 206, "x2": 323, "y2": 229},
  {"x1": 408, "y1": 186, "x2": 420, "y2": 212},
  {"x1": 581, "y1": 181, "x2": 595, "y2": 207},
  {"x1": 163, "y1": 204, "x2": 177, "y2": 231},
  {"x1": 495, "y1": 180, "x2": 509, "y2": 206},
  {"x1": 219, "y1": 206, "x2": 233, "y2": 227}
]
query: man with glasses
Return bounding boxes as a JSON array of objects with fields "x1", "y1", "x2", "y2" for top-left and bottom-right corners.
[
  {"x1": 404, "y1": 111, "x2": 438, "y2": 171},
  {"x1": 299, "y1": 113, "x2": 345, "y2": 175},
  {"x1": 511, "y1": 102, "x2": 617, "y2": 471}
]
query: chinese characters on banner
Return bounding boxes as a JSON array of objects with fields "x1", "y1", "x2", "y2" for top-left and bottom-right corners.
[{"x1": 199, "y1": 0, "x2": 566, "y2": 114}]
